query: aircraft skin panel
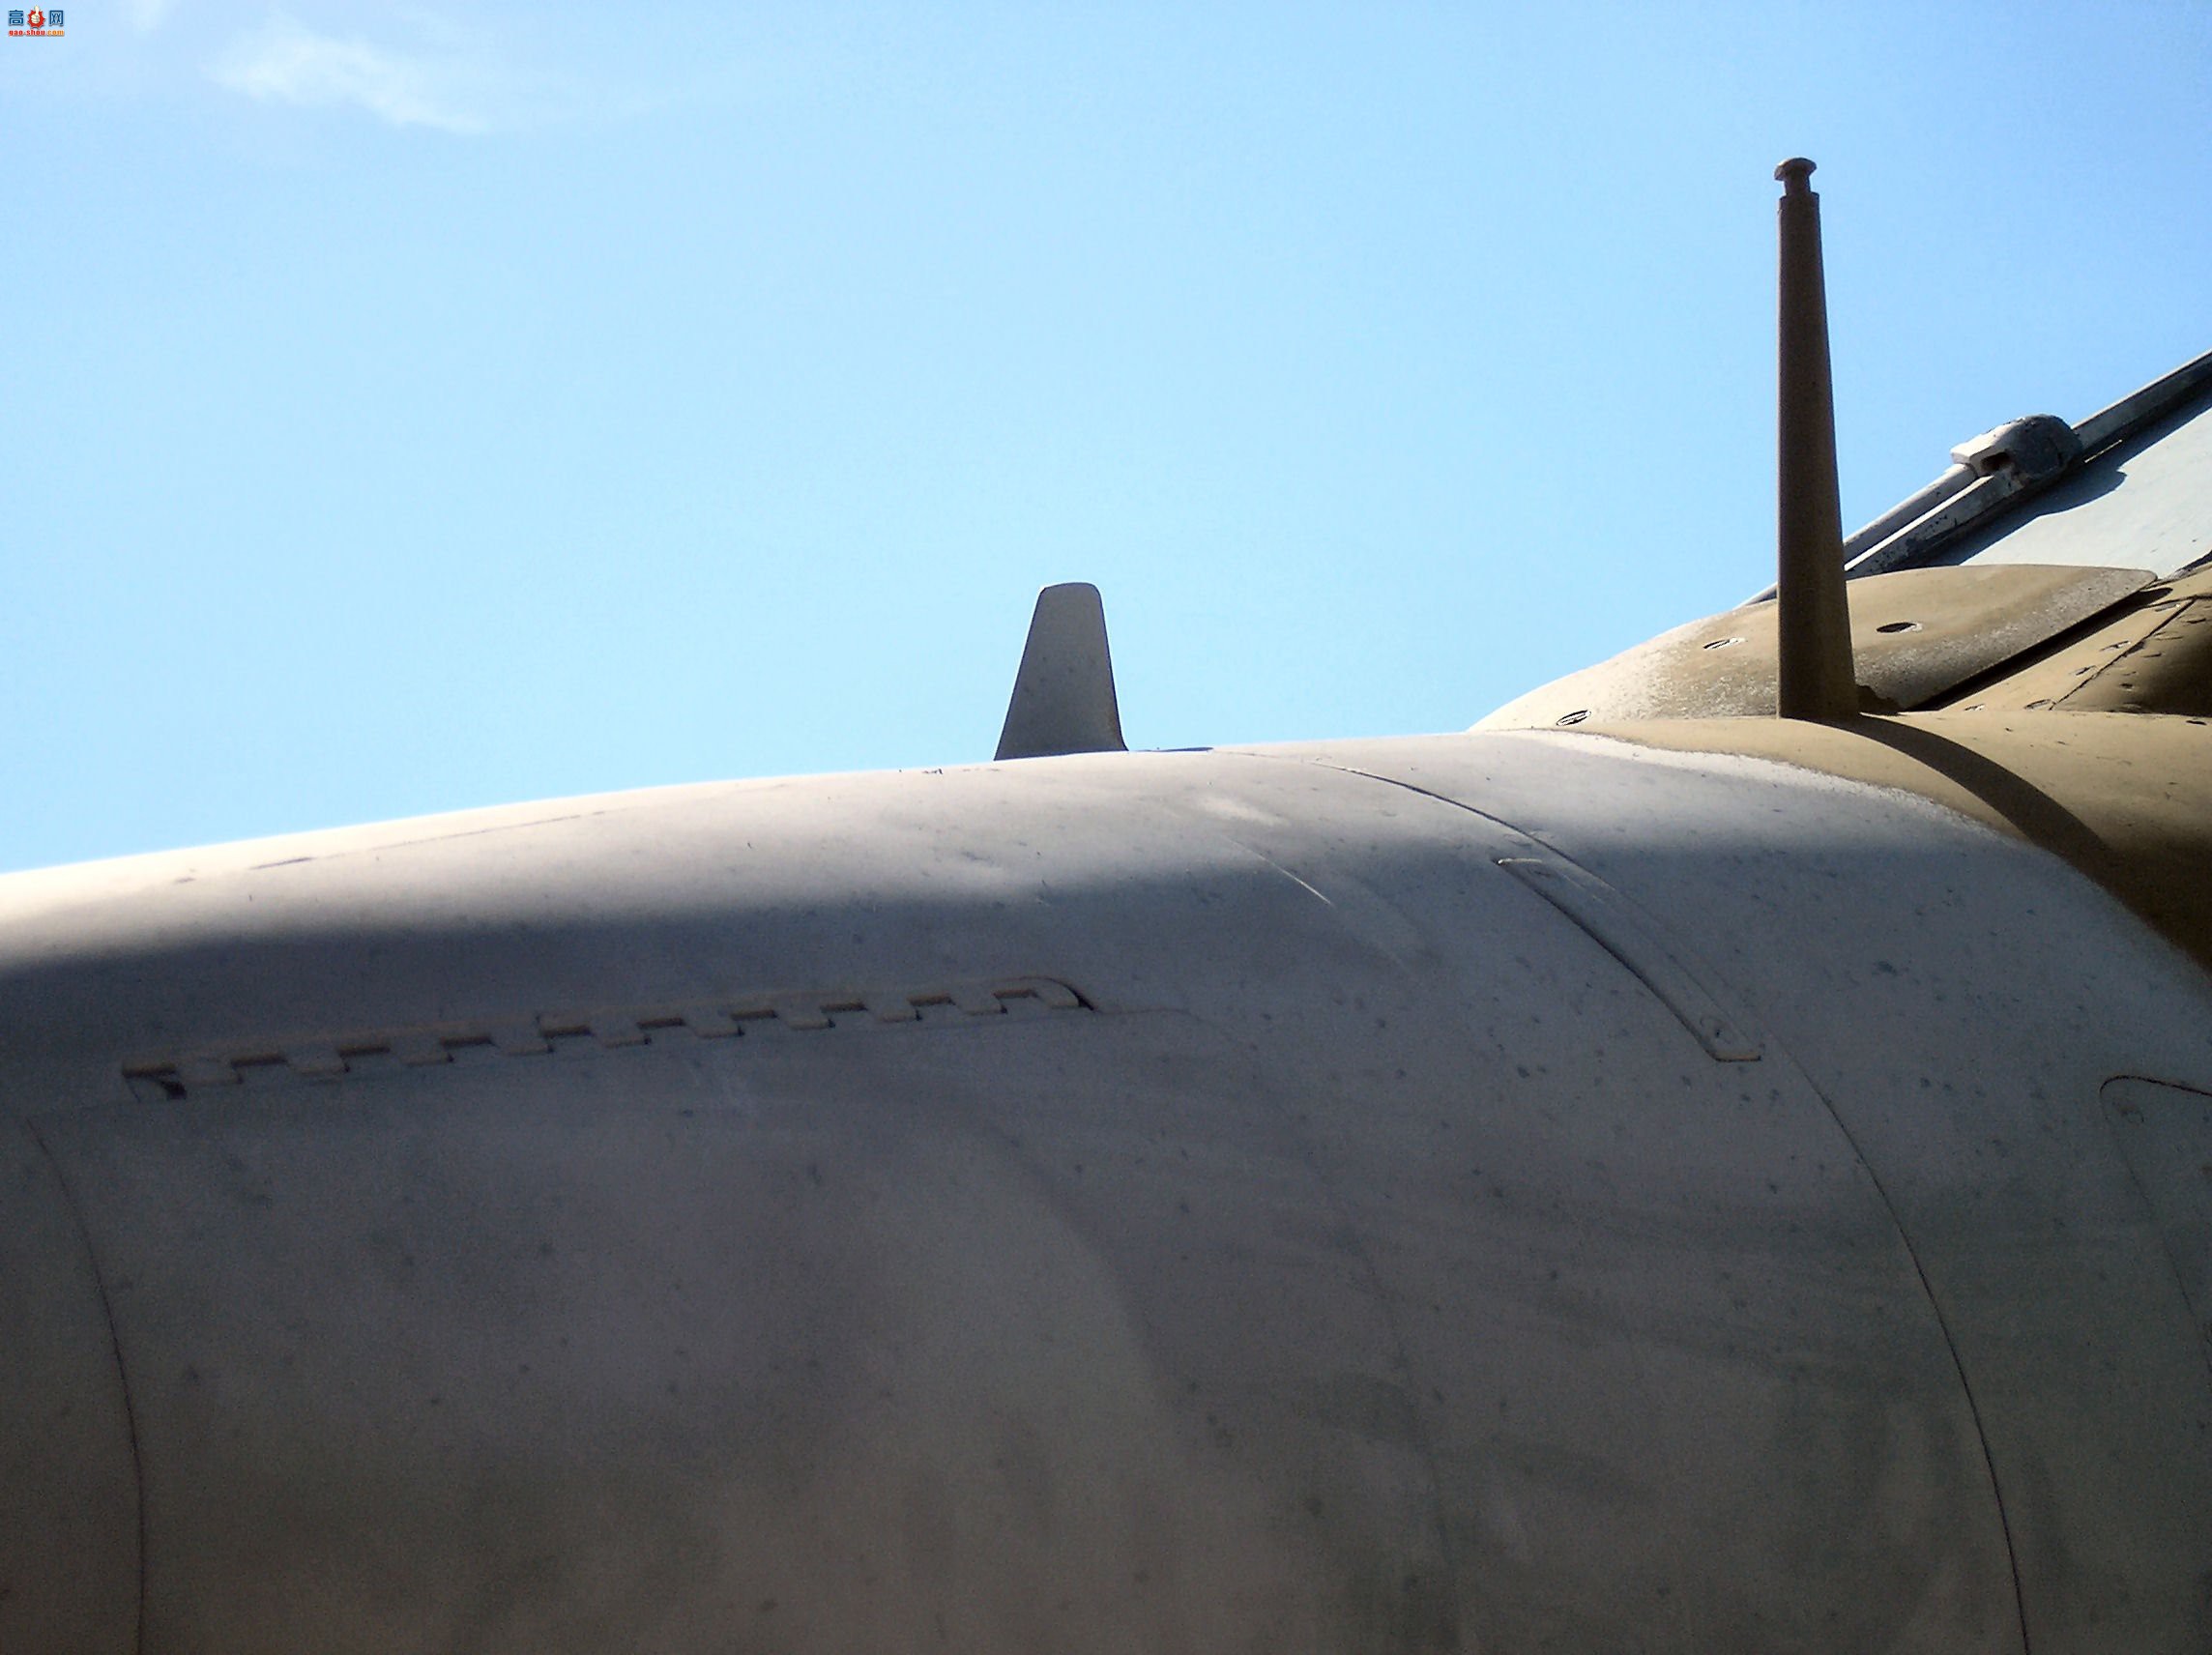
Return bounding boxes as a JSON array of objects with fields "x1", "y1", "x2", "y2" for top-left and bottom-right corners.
[
  {"x1": 0, "y1": 1120, "x2": 139, "y2": 1655},
  {"x1": 1571, "y1": 709, "x2": 2212, "y2": 973},
  {"x1": 1935, "y1": 396, "x2": 2212, "y2": 576},
  {"x1": 3, "y1": 731, "x2": 2208, "y2": 1652},
  {"x1": 2104, "y1": 1077, "x2": 2212, "y2": 1364},
  {"x1": 1304, "y1": 730, "x2": 2212, "y2": 1655}
]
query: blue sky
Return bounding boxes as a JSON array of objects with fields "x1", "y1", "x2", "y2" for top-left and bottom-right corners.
[{"x1": 6, "y1": 3, "x2": 2208, "y2": 871}]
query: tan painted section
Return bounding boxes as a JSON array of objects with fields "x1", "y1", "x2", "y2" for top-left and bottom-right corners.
[
  {"x1": 1590, "y1": 711, "x2": 2212, "y2": 975},
  {"x1": 1939, "y1": 564, "x2": 2212, "y2": 716},
  {"x1": 1476, "y1": 564, "x2": 2156, "y2": 728}
]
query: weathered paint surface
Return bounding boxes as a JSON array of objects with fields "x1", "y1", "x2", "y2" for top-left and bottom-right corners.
[
  {"x1": 1586, "y1": 711, "x2": 2212, "y2": 976},
  {"x1": 3, "y1": 731, "x2": 2209, "y2": 1653},
  {"x1": 0, "y1": 1121, "x2": 138, "y2": 1654},
  {"x1": 1473, "y1": 565, "x2": 2156, "y2": 726}
]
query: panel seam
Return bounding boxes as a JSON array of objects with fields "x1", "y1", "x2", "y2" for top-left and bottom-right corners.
[
  {"x1": 1253, "y1": 748, "x2": 2036, "y2": 1654},
  {"x1": 25, "y1": 1120, "x2": 148, "y2": 1655}
]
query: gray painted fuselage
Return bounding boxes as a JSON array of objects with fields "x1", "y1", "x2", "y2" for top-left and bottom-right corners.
[{"x1": 4, "y1": 731, "x2": 2208, "y2": 1653}]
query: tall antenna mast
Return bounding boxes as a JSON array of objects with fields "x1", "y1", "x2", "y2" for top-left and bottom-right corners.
[{"x1": 1773, "y1": 158, "x2": 1858, "y2": 720}]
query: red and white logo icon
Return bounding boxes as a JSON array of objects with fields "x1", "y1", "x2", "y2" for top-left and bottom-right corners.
[{"x1": 24, "y1": 8, "x2": 42, "y2": 23}]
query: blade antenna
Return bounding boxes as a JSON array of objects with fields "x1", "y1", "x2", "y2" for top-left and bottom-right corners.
[
  {"x1": 994, "y1": 583, "x2": 1128, "y2": 761},
  {"x1": 1774, "y1": 158, "x2": 1859, "y2": 720}
]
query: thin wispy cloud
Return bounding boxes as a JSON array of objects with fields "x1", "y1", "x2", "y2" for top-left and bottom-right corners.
[{"x1": 210, "y1": 13, "x2": 495, "y2": 133}]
